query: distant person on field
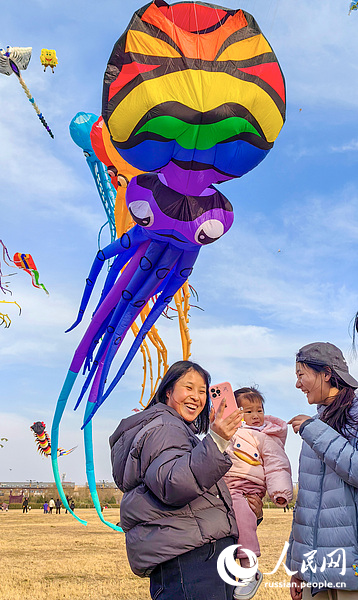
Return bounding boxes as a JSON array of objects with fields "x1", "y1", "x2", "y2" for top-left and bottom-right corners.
[
  {"x1": 70, "y1": 500, "x2": 75, "y2": 512},
  {"x1": 22, "y1": 497, "x2": 29, "y2": 513},
  {"x1": 55, "y1": 498, "x2": 61, "y2": 514},
  {"x1": 49, "y1": 498, "x2": 55, "y2": 514},
  {"x1": 43, "y1": 501, "x2": 49, "y2": 514},
  {"x1": 65, "y1": 495, "x2": 71, "y2": 514}
]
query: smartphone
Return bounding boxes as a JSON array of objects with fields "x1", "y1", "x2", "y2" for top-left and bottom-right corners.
[{"x1": 209, "y1": 382, "x2": 238, "y2": 419}]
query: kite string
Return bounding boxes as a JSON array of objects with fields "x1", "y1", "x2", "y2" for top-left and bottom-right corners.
[{"x1": 18, "y1": 74, "x2": 54, "y2": 139}]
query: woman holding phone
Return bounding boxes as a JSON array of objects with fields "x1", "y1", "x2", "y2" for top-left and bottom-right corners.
[{"x1": 109, "y1": 360, "x2": 260, "y2": 600}]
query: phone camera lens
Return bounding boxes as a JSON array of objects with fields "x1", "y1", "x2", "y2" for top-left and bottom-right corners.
[{"x1": 212, "y1": 393, "x2": 217, "y2": 398}]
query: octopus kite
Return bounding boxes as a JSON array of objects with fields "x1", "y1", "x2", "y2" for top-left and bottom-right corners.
[{"x1": 52, "y1": 0, "x2": 286, "y2": 529}]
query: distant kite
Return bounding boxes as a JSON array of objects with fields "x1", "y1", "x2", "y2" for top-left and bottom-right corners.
[
  {"x1": 0, "y1": 46, "x2": 54, "y2": 138},
  {"x1": 0, "y1": 239, "x2": 14, "y2": 295},
  {"x1": 0, "y1": 300, "x2": 21, "y2": 328},
  {"x1": 349, "y1": 1, "x2": 358, "y2": 13},
  {"x1": 13, "y1": 253, "x2": 49, "y2": 294},
  {"x1": 30, "y1": 422, "x2": 76, "y2": 457},
  {"x1": 40, "y1": 49, "x2": 58, "y2": 73},
  {"x1": 0, "y1": 438, "x2": 8, "y2": 448}
]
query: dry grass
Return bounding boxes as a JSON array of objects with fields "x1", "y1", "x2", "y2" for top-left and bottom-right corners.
[{"x1": 0, "y1": 508, "x2": 293, "y2": 600}]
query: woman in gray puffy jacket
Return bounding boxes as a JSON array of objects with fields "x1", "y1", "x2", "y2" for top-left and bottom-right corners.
[
  {"x1": 110, "y1": 360, "x2": 257, "y2": 600},
  {"x1": 287, "y1": 342, "x2": 358, "y2": 600}
]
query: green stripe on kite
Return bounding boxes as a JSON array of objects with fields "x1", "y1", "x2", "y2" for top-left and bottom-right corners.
[{"x1": 135, "y1": 116, "x2": 261, "y2": 149}]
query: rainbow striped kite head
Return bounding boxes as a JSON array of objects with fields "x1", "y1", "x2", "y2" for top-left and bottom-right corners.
[{"x1": 102, "y1": 0, "x2": 286, "y2": 195}]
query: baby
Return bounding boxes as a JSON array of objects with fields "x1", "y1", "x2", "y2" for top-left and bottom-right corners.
[{"x1": 224, "y1": 387, "x2": 293, "y2": 599}]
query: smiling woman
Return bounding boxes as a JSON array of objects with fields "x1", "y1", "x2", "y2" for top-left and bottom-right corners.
[
  {"x1": 109, "y1": 360, "x2": 246, "y2": 600},
  {"x1": 287, "y1": 342, "x2": 358, "y2": 600}
]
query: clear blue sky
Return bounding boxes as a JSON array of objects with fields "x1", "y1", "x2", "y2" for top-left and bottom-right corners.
[{"x1": 1, "y1": 0, "x2": 358, "y2": 485}]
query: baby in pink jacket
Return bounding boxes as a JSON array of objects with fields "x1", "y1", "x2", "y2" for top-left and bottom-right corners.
[{"x1": 224, "y1": 387, "x2": 293, "y2": 569}]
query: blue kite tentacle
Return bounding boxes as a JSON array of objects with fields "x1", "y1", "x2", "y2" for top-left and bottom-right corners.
[
  {"x1": 69, "y1": 243, "x2": 150, "y2": 376},
  {"x1": 92, "y1": 236, "x2": 140, "y2": 316},
  {"x1": 100, "y1": 248, "x2": 200, "y2": 405},
  {"x1": 84, "y1": 245, "x2": 183, "y2": 424},
  {"x1": 83, "y1": 248, "x2": 199, "y2": 425},
  {"x1": 66, "y1": 226, "x2": 147, "y2": 333},
  {"x1": 83, "y1": 402, "x2": 123, "y2": 532},
  {"x1": 51, "y1": 371, "x2": 87, "y2": 526},
  {"x1": 75, "y1": 240, "x2": 170, "y2": 409}
]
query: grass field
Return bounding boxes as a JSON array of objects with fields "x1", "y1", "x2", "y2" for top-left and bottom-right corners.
[{"x1": 0, "y1": 508, "x2": 293, "y2": 600}]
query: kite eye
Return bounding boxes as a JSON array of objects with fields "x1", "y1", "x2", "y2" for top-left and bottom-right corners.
[
  {"x1": 128, "y1": 200, "x2": 154, "y2": 227},
  {"x1": 117, "y1": 174, "x2": 129, "y2": 188},
  {"x1": 194, "y1": 219, "x2": 224, "y2": 245}
]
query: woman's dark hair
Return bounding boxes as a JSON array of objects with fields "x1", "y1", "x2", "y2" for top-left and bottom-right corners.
[
  {"x1": 298, "y1": 361, "x2": 357, "y2": 440},
  {"x1": 146, "y1": 360, "x2": 211, "y2": 434},
  {"x1": 234, "y1": 387, "x2": 265, "y2": 409}
]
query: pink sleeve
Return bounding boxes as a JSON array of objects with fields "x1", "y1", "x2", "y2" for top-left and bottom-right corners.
[{"x1": 261, "y1": 435, "x2": 293, "y2": 504}]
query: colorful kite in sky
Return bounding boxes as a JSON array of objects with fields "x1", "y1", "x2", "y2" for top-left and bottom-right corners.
[
  {"x1": 0, "y1": 46, "x2": 54, "y2": 138},
  {"x1": 349, "y1": 1, "x2": 358, "y2": 14},
  {"x1": 31, "y1": 422, "x2": 76, "y2": 457},
  {"x1": 52, "y1": 0, "x2": 286, "y2": 528},
  {"x1": 13, "y1": 253, "x2": 49, "y2": 294},
  {"x1": 40, "y1": 48, "x2": 58, "y2": 73}
]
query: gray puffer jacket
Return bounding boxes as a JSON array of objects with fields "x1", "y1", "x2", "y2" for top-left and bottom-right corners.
[
  {"x1": 286, "y1": 401, "x2": 358, "y2": 590},
  {"x1": 109, "y1": 403, "x2": 238, "y2": 577}
]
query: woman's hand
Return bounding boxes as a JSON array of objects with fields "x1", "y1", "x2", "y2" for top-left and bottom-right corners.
[
  {"x1": 287, "y1": 415, "x2": 311, "y2": 434},
  {"x1": 210, "y1": 398, "x2": 243, "y2": 440},
  {"x1": 290, "y1": 574, "x2": 303, "y2": 600},
  {"x1": 244, "y1": 493, "x2": 263, "y2": 520}
]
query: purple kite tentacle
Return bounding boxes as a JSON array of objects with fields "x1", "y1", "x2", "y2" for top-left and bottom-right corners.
[
  {"x1": 76, "y1": 239, "x2": 171, "y2": 407},
  {"x1": 82, "y1": 245, "x2": 184, "y2": 427},
  {"x1": 92, "y1": 231, "x2": 141, "y2": 316},
  {"x1": 82, "y1": 310, "x2": 114, "y2": 375},
  {"x1": 86, "y1": 248, "x2": 200, "y2": 422},
  {"x1": 69, "y1": 243, "x2": 150, "y2": 375},
  {"x1": 66, "y1": 226, "x2": 147, "y2": 333}
]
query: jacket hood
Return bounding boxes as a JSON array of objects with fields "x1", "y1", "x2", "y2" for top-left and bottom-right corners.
[
  {"x1": 260, "y1": 414, "x2": 287, "y2": 445},
  {"x1": 109, "y1": 403, "x2": 197, "y2": 490}
]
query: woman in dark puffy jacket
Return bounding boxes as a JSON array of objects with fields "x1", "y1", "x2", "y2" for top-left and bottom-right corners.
[
  {"x1": 288, "y1": 342, "x2": 358, "y2": 600},
  {"x1": 110, "y1": 360, "x2": 256, "y2": 600}
]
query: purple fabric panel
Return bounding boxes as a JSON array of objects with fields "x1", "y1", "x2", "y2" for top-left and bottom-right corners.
[
  {"x1": 69, "y1": 242, "x2": 150, "y2": 373},
  {"x1": 160, "y1": 162, "x2": 232, "y2": 195},
  {"x1": 88, "y1": 360, "x2": 105, "y2": 404}
]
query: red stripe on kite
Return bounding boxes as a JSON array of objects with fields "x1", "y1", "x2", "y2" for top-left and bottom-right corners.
[
  {"x1": 158, "y1": 3, "x2": 228, "y2": 32},
  {"x1": 108, "y1": 62, "x2": 161, "y2": 101},
  {"x1": 238, "y1": 62, "x2": 285, "y2": 103}
]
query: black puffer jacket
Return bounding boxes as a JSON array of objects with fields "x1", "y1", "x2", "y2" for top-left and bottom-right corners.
[{"x1": 109, "y1": 403, "x2": 238, "y2": 576}]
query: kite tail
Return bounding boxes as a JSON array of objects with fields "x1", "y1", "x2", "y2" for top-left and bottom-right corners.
[
  {"x1": 18, "y1": 75, "x2": 54, "y2": 139},
  {"x1": 30, "y1": 269, "x2": 49, "y2": 294},
  {"x1": 83, "y1": 402, "x2": 123, "y2": 532},
  {"x1": 51, "y1": 371, "x2": 87, "y2": 526}
]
